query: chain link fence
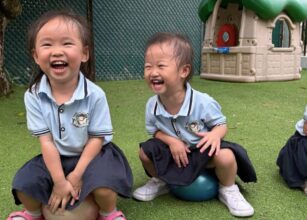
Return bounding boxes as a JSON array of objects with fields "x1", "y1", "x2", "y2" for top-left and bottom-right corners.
[
  {"x1": 93, "y1": 0, "x2": 203, "y2": 80},
  {"x1": 5, "y1": 0, "x2": 203, "y2": 84}
]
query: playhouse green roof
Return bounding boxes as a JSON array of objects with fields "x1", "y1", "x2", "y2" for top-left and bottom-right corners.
[{"x1": 198, "y1": 0, "x2": 307, "y2": 22}]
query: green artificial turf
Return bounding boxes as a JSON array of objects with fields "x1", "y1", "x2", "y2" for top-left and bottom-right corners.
[{"x1": 1, "y1": 71, "x2": 307, "y2": 219}]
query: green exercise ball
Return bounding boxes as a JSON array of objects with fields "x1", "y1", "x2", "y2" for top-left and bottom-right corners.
[{"x1": 170, "y1": 171, "x2": 218, "y2": 201}]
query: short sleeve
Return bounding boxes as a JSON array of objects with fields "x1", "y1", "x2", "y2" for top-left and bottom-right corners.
[
  {"x1": 145, "y1": 99, "x2": 158, "y2": 135},
  {"x1": 202, "y1": 98, "x2": 226, "y2": 129},
  {"x1": 24, "y1": 91, "x2": 50, "y2": 136},
  {"x1": 88, "y1": 92, "x2": 113, "y2": 144}
]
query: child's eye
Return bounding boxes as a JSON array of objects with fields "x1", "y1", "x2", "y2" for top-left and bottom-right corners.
[
  {"x1": 144, "y1": 64, "x2": 151, "y2": 70},
  {"x1": 158, "y1": 64, "x2": 166, "y2": 68},
  {"x1": 41, "y1": 43, "x2": 51, "y2": 47},
  {"x1": 64, "y1": 42, "x2": 73, "y2": 46}
]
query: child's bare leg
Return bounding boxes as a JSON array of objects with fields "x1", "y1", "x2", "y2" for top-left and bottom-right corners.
[
  {"x1": 93, "y1": 188, "x2": 117, "y2": 212},
  {"x1": 7, "y1": 191, "x2": 43, "y2": 219},
  {"x1": 207, "y1": 148, "x2": 254, "y2": 217},
  {"x1": 132, "y1": 148, "x2": 169, "y2": 201},
  {"x1": 139, "y1": 148, "x2": 157, "y2": 177},
  {"x1": 16, "y1": 191, "x2": 41, "y2": 211},
  {"x1": 93, "y1": 188, "x2": 126, "y2": 220},
  {"x1": 211, "y1": 148, "x2": 237, "y2": 186}
]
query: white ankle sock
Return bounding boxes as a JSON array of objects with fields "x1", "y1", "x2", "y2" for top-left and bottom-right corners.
[
  {"x1": 100, "y1": 208, "x2": 124, "y2": 220},
  {"x1": 25, "y1": 210, "x2": 42, "y2": 217},
  {"x1": 219, "y1": 184, "x2": 236, "y2": 190},
  {"x1": 11, "y1": 217, "x2": 25, "y2": 220},
  {"x1": 100, "y1": 208, "x2": 117, "y2": 217},
  {"x1": 11, "y1": 210, "x2": 42, "y2": 220}
]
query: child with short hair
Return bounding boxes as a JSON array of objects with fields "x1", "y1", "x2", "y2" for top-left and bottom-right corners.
[
  {"x1": 6, "y1": 10, "x2": 132, "y2": 220},
  {"x1": 133, "y1": 32, "x2": 257, "y2": 217},
  {"x1": 277, "y1": 105, "x2": 307, "y2": 194}
]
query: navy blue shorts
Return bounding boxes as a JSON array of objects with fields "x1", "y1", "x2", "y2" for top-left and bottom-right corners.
[
  {"x1": 12, "y1": 142, "x2": 133, "y2": 210},
  {"x1": 140, "y1": 138, "x2": 257, "y2": 186}
]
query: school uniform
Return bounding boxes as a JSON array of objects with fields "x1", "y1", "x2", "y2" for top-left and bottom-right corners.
[
  {"x1": 140, "y1": 83, "x2": 257, "y2": 186},
  {"x1": 12, "y1": 73, "x2": 133, "y2": 210},
  {"x1": 277, "y1": 117, "x2": 307, "y2": 188}
]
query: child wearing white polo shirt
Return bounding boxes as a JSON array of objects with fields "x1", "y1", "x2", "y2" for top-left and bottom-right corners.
[
  {"x1": 7, "y1": 10, "x2": 132, "y2": 220},
  {"x1": 133, "y1": 32, "x2": 257, "y2": 217},
  {"x1": 277, "y1": 105, "x2": 307, "y2": 194}
]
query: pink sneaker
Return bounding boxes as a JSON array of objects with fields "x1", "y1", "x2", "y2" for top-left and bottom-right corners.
[
  {"x1": 98, "y1": 210, "x2": 126, "y2": 220},
  {"x1": 7, "y1": 210, "x2": 44, "y2": 220}
]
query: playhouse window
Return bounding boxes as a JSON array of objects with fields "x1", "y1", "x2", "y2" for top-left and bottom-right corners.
[{"x1": 272, "y1": 19, "x2": 290, "y2": 48}]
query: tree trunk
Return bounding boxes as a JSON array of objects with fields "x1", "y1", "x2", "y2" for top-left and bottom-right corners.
[{"x1": 0, "y1": 16, "x2": 11, "y2": 97}]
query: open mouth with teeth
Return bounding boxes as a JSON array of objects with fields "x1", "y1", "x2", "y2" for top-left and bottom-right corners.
[
  {"x1": 151, "y1": 79, "x2": 164, "y2": 85},
  {"x1": 51, "y1": 61, "x2": 68, "y2": 69},
  {"x1": 150, "y1": 78, "x2": 165, "y2": 92}
]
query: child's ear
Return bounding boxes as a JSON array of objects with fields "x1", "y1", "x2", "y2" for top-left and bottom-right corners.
[
  {"x1": 180, "y1": 64, "x2": 191, "y2": 79},
  {"x1": 32, "y1": 49, "x2": 39, "y2": 64},
  {"x1": 82, "y1": 46, "x2": 90, "y2": 62}
]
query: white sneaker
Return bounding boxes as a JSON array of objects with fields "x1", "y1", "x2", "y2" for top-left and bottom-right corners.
[
  {"x1": 133, "y1": 177, "x2": 169, "y2": 201},
  {"x1": 218, "y1": 184, "x2": 254, "y2": 217}
]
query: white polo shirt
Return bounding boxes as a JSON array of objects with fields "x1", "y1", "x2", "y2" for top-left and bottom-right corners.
[
  {"x1": 145, "y1": 83, "x2": 226, "y2": 147},
  {"x1": 25, "y1": 73, "x2": 113, "y2": 156}
]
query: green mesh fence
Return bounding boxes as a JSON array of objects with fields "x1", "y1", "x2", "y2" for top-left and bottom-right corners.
[
  {"x1": 93, "y1": 0, "x2": 203, "y2": 80},
  {"x1": 4, "y1": 0, "x2": 203, "y2": 84}
]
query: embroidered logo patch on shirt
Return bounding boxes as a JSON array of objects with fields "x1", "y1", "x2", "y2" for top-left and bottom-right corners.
[
  {"x1": 185, "y1": 120, "x2": 203, "y2": 133},
  {"x1": 72, "y1": 112, "x2": 89, "y2": 127}
]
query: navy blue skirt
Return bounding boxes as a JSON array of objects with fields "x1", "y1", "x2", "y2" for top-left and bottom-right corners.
[
  {"x1": 140, "y1": 138, "x2": 257, "y2": 186},
  {"x1": 277, "y1": 132, "x2": 307, "y2": 188},
  {"x1": 12, "y1": 142, "x2": 133, "y2": 210}
]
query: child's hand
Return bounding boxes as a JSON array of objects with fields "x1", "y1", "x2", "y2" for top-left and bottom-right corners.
[
  {"x1": 168, "y1": 139, "x2": 191, "y2": 168},
  {"x1": 66, "y1": 171, "x2": 83, "y2": 206},
  {"x1": 48, "y1": 179, "x2": 77, "y2": 214},
  {"x1": 195, "y1": 131, "x2": 221, "y2": 156}
]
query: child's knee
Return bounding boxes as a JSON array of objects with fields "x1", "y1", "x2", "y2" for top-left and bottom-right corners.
[
  {"x1": 138, "y1": 148, "x2": 150, "y2": 162},
  {"x1": 93, "y1": 187, "x2": 117, "y2": 198},
  {"x1": 214, "y1": 148, "x2": 236, "y2": 167}
]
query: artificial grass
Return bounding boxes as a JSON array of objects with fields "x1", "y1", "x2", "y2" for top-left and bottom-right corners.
[{"x1": 1, "y1": 71, "x2": 307, "y2": 219}]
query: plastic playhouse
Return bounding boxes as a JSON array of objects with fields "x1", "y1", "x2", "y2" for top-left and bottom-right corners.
[{"x1": 198, "y1": 0, "x2": 307, "y2": 82}]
